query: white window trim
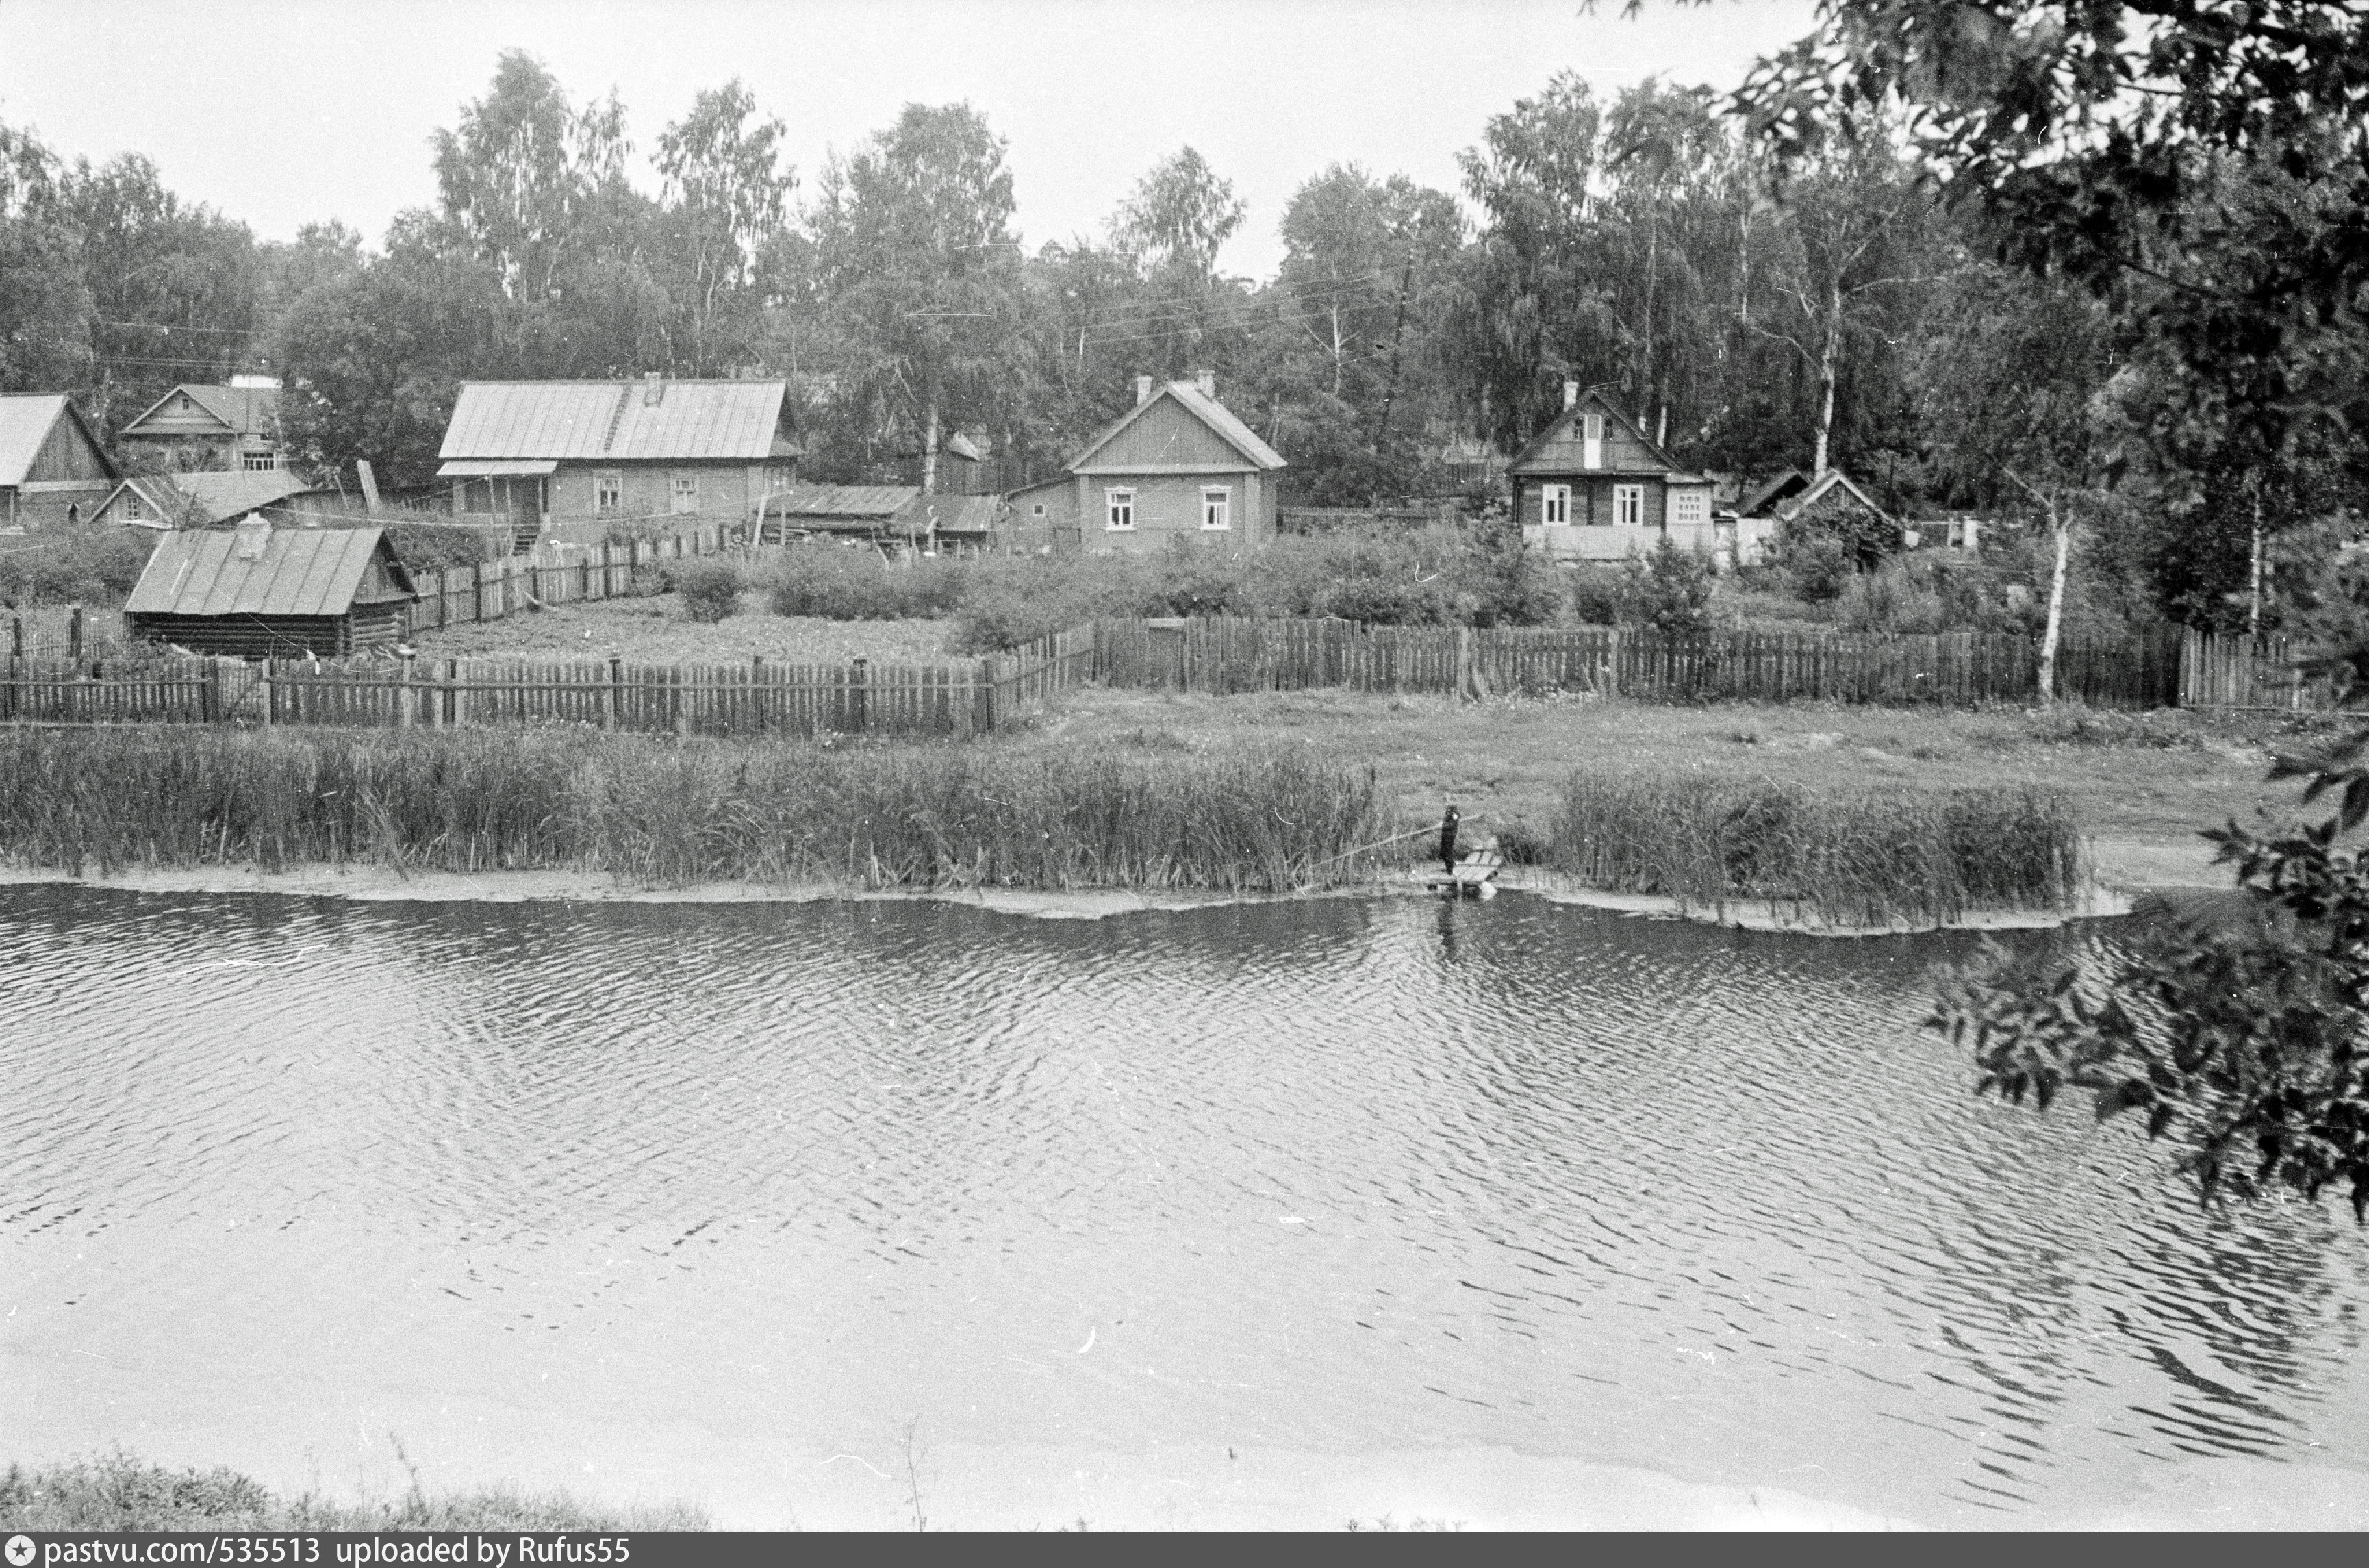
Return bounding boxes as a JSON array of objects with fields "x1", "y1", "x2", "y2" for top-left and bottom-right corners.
[
  {"x1": 670, "y1": 472, "x2": 700, "y2": 514},
  {"x1": 1541, "y1": 483, "x2": 1571, "y2": 527},
  {"x1": 596, "y1": 471, "x2": 624, "y2": 514},
  {"x1": 1201, "y1": 486, "x2": 1231, "y2": 530},
  {"x1": 1030, "y1": 503, "x2": 1047, "y2": 518},
  {"x1": 1105, "y1": 487, "x2": 1135, "y2": 531},
  {"x1": 1671, "y1": 490, "x2": 1706, "y2": 526},
  {"x1": 1614, "y1": 483, "x2": 1645, "y2": 527}
]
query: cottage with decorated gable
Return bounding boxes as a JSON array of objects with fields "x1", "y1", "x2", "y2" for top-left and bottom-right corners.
[
  {"x1": 1510, "y1": 381, "x2": 1716, "y2": 565},
  {"x1": 116, "y1": 381, "x2": 286, "y2": 472},
  {"x1": 1738, "y1": 466, "x2": 1895, "y2": 566},
  {"x1": 1007, "y1": 372, "x2": 1285, "y2": 555}
]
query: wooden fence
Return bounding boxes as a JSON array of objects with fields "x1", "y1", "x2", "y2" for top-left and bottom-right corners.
[
  {"x1": 2178, "y1": 629, "x2": 2343, "y2": 711},
  {"x1": 405, "y1": 521, "x2": 752, "y2": 632},
  {"x1": 10, "y1": 605, "x2": 127, "y2": 661},
  {"x1": 0, "y1": 626, "x2": 1095, "y2": 740},
  {"x1": 1087, "y1": 617, "x2": 2187, "y2": 710}
]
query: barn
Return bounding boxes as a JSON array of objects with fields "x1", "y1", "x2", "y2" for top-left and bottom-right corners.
[
  {"x1": 124, "y1": 518, "x2": 418, "y2": 658},
  {"x1": 0, "y1": 394, "x2": 120, "y2": 529}
]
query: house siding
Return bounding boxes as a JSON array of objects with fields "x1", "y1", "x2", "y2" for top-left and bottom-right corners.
[
  {"x1": 1083, "y1": 472, "x2": 1262, "y2": 554},
  {"x1": 1077, "y1": 399, "x2": 1247, "y2": 472}
]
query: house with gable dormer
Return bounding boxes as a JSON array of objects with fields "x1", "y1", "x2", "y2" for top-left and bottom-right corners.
[
  {"x1": 1510, "y1": 382, "x2": 1716, "y2": 564},
  {"x1": 1008, "y1": 372, "x2": 1285, "y2": 555}
]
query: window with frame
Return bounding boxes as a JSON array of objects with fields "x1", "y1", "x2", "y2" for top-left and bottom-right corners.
[
  {"x1": 1030, "y1": 503, "x2": 1047, "y2": 518},
  {"x1": 242, "y1": 448, "x2": 279, "y2": 472},
  {"x1": 1105, "y1": 488, "x2": 1135, "y2": 531},
  {"x1": 671, "y1": 472, "x2": 700, "y2": 514},
  {"x1": 1201, "y1": 487, "x2": 1231, "y2": 530},
  {"x1": 1582, "y1": 410, "x2": 1605, "y2": 470},
  {"x1": 1613, "y1": 483, "x2": 1644, "y2": 527},
  {"x1": 1541, "y1": 483, "x2": 1571, "y2": 526},
  {"x1": 1670, "y1": 489, "x2": 1706, "y2": 527},
  {"x1": 121, "y1": 492, "x2": 144, "y2": 522},
  {"x1": 596, "y1": 472, "x2": 624, "y2": 514}
]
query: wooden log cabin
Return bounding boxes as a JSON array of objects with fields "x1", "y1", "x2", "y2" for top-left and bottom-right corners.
[
  {"x1": 0, "y1": 394, "x2": 121, "y2": 529},
  {"x1": 124, "y1": 518, "x2": 418, "y2": 658}
]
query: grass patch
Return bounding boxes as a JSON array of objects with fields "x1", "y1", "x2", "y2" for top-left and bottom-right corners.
[
  {"x1": 0, "y1": 1453, "x2": 705, "y2": 1532},
  {"x1": 1539, "y1": 770, "x2": 2083, "y2": 925},
  {"x1": 0, "y1": 726, "x2": 1389, "y2": 894},
  {"x1": 411, "y1": 596, "x2": 952, "y2": 666}
]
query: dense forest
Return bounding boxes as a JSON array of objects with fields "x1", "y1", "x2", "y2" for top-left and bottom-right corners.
[{"x1": 3, "y1": 27, "x2": 2363, "y2": 633}]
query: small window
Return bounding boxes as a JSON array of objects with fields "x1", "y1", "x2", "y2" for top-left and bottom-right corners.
[
  {"x1": 242, "y1": 448, "x2": 279, "y2": 472},
  {"x1": 1582, "y1": 412, "x2": 1604, "y2": 442},
  {"x1": 671, "y1": 472, "x2": 699, "y2": 514},
  {"x1": 1030, "y1": 503, "x2": 1047, "y2": 518},
  {"x1": 1614, "y1": 483, "x2": 1644, "y2": 527},
  {"x1": 122, "y1": 492, "x2": 144, "y2": 521},
  {"x1": 1671, "y1": 490, "x2": 1706, "y2": 526},
  {"x1": 1105, "y1": 488, "x2": 1135, "y2": 531},
  {"x1": 1541, "y1": 484, "x2": 1571, "y2": 527},
  {"x1": 1202, "y1": 487, "x2": 1231, "y2": 530},
  {"x1": 596, "y1": 472, "x2": 624, "y2": 514}
]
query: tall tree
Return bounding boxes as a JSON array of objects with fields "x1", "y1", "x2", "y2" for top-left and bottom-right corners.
[
  {"x1": 0, "y1": 123, "x2": 91, "y2": 394},
  {"x1": 1109, "y1": 148, "x2": 1247, "y2": 379},
  {"x1": 806, "y1": 102, "x2": 1022, "y2": 495},
  {"x1": 655, "y1": 80, "x2": 795, "y2": 375}
]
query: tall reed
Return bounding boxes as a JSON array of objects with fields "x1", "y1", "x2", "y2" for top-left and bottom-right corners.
[
  {"x1": 1538, "y1": 770, "x2": 2083, "y2": 926},
  {"x1": 0, "y1": 728, "x2": 1389, "y2": 894}
]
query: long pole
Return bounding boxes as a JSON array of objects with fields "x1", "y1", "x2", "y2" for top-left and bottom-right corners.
[{"x1": 1371, "y1": 249, "x2": 1417, "y2": 454}]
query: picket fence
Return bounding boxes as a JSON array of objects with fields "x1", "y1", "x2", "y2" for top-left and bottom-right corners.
[
  {"x1": 1087, "y1": 617, "x2": 2186, "y2": 710},
  {"x1": 2177, "y1": 629, "x2": 2343, "y2": 711},
  {"x1": 0, "y1": 627, "x2": 1095, "y2": 740}
]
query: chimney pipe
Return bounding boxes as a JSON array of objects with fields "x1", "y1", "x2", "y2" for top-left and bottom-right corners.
[
  {"x1": 1135, "y1": 375, "x2": 1154, "y2": 406},
  {"x1": 1563, "y1": 379, "x2": 1580, "y2": 412},
  {"x1": 642, "y1": 370, "x2": 665, "y2": 406},
  {"x1": 1195, "y1": 368, "x2": 1215, "y2": 398}
]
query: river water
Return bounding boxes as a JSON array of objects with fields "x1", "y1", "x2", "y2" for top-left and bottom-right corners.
[{"x1": 5, "y1": 883, "x2": 2366, "y2": 1530}]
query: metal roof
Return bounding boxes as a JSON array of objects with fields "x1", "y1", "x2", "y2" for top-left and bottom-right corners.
[
  {"x1": 766, "y1": 484, "x2": 920, "y2": 519},
  {"x1": 438, "y1": 379, "x2": 797, "y2": 463},
  {"x1": 170, "y1": 468, "x2": 322, "y2": 517},
  {"x1": 437, "y1": 459, "x2": 560, "y2": 478},
  {"x1": 1065, "y1": 381, "x2": 1286, "y2": 475},
  {"x1": 917, "y1": 494, "x2": 1003, "y2": 533},
  {"x1": 120, "y1": 383, "x2": 280, "y2": 439},
  {"x1": 126, "y1": 526, "x2": 413, "y2": 618}
]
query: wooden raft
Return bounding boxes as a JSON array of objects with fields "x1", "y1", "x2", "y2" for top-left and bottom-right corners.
[{"x1": 1421, "y1": 837, "x2": 1504, "y2": 899}]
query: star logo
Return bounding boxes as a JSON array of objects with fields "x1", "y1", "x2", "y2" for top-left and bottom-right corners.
[{"x1": 5, "y1": 1534, "x2": 36, "y2": 1567}]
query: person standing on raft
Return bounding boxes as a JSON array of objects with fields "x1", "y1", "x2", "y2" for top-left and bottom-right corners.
[{"x1": 1438, "y1": 805, "x2": 1461, "y2": 874}]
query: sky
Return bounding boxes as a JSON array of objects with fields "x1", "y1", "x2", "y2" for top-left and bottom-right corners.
[{"x1": 0, "y1": 0, "x2": 1819, "y2": 281}]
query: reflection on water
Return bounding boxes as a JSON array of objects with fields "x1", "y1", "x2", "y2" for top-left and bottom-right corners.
[{"x1": 3, "y1": 885, "x2": 2364, "y2": 1527}]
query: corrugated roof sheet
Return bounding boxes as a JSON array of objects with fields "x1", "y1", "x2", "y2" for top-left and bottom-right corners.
[
  {"x1": 439, "y1": 379, "x2": 794, "y2": 462},
  {"x1": 1064, "y1": 381, "x2": 1286, "y2": 475},
  {"x1": 0, "y1": 394, "x2": 74, "y2": 487},
  {"x1": 126, "y1": 526, "x2": 409, "y2": 618},
  {"x1": 767, "y1": 485, "x2": 920, "y2": 519},
  {"x1": 436, "y1": 459, "x2": 560, "y2": 478},
  {"x1": 171, "y1": 468, "x2": 322, "y2": 517},
  {"x1": 917, "y1": 494, "x2": 1002, "y2": 533}
]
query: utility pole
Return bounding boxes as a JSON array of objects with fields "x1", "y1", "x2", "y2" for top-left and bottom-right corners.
[{"x1": 1371, "y1": 249, "x2": 1417, "y2": 453}]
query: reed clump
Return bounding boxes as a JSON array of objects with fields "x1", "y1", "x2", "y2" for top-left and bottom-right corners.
[
  {"x1": 1540, "y1": 770, "x2": 2083, "y2": 926},
  {"x1": 0, "y1": 726, "x2": 1387, "y2": 894},
  {"x1": 0, "y1": 1453, "x2": 707, "y2": 1532}
]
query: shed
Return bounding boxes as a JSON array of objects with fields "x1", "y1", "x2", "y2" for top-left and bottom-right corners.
[
  {"x1": 124, "y1": 519, "x2": 418, "y2": 658},
  {"x1": 88, "y1": 468, "x2": 351, "y2": 529},
  {"x1": 762, "y1": 484, "x2": 924, "y2": 542},
  {"x1": 0, "y1": 394, "x2": 120, "y2": 529}
]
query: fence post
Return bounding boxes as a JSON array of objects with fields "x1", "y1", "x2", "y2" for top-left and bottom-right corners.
[
  {"x1": 751, "y1": 654, "x2": 765, "y2": 735},
  {"x1": 398, "y1": 653, "x2": 416, "y2": 729},
  {"x1": 608, "y1": 656, "x2": 623, "y2": 729},
  {"x1": 68, "y1": 603, "x2": 83, "y2": 663},
  {"x1": 9, "y1": 614, "x2": 21, "y2": 658},
  {"x1": 201, "y1": 661, "x2": 222, "y2": 724},
  {"x1": 978, "y1": 656, "x2": 996, "y2": 734},
  {"x1": 259, "y1": 658, "x2": 275, "y2": 728},
  {"x1": 448, "y1": 658, "x2": 464, "y2": 727},
  {"x1": 852, "y1": 656, "x2": 870, "y2": 734}
]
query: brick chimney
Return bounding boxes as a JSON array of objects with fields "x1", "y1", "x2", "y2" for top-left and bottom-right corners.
[
  {"x1": 1563, "y1": 379, "x2": 1580, "y2": 411},
  {"x1": 1195, "y1": 368, "x2": 1215, "y2": 398},
  {"x1": 1135, "y1": 375, "x2": 1154, "y2": 406},
  {"x1": 642, "y1": 370, "x2": 665, "y2": 406}
]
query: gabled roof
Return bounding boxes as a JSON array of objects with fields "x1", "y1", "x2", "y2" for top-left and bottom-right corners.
[
  {"x1": 1738, "y1": 468, "x2": 1813, "y2": 519},
  {"x1": 1506, "y1": 390, "x2": 1682, "y2": 476},
  {"x1": 767, "y1": 484, "x2": 920, "y2": 520},
  {"x1": 171, "y1": 468, "x2": 324, "y2": 516},
  {"x1": 917, "y1": 494, "x2": 1002, "y2": 533},
  {"x1": 126, "y1": 525, "x2": 416, "y2": 618},
  {"x1": 120, "y1": 383, "x2": 281, "y2": 440},
  {"x1": 0, "y1": 394, "x2": 118, "y2": 488},
  {"x1": 1779, "y1": 468, "x2": 1888, "y2": 522},
  {"x1": 439, "y1": 379, "x2": 798, "y2": 463},
  {"x1": 92, "y1": 475, "x2": 194, "y2": 528},
  {"x1": 1065, "y1": 381, "x2": 1286, "y2": 475}
]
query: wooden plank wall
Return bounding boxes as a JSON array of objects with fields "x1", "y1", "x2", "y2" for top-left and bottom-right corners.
[{"x1": 2178, "y1": 630, "x2": 2341, "y2": 711}]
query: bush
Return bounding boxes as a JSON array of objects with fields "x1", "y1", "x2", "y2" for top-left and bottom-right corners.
[
  {"x1": 1566, "y1": 566, "x2": 1627, "y2": 627},
  {"x1": 379, "y1": 521, "x2": 506, "y2": 574},
  {"x1": 1619, "y1": 538, "x2": 1716, "y2": 633},
  {"x1": 754, "y1": 546, "x2": 967, "y2": 620},
  {"x1": 0, "y1": 526, "x2": 158, "y2": 607},
  {"x1": 1773, "y1": 529, "x2": 1855, "y2": 602},
  {"x1": 673, "y1": 560, "x2": 744, "y2": 623}
]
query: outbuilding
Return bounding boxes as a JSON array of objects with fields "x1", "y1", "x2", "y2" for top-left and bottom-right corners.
[
  {"x1": 124, "y1": 517, "x2": 418, "y2": 659},
  {"x1": 0, "y1": 394, "x2": 120, "y2": 529}
]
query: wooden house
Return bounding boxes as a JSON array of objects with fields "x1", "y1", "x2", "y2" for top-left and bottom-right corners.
[
  {"x1": 0, "y1": 394, "x2": 121, "y2": 529},
  {"x1": 115, "y1": 383, "x2": 286, "y2": 472},
  {"x1": 435, "y1": 375, "x2": 801, "y2": 543},
  {"x1": 1008, "y1": 372, "x2": 1285, "y2": 555},
  {"x1": 86, "y1": 468, "x2": 355, "y2": 529},
  {"x1": 123, "y1": 518, "x2": 418, "y2": 658},
  {"x1": 1510, "y1": 383, "x2": 1714, "y2": 564}
]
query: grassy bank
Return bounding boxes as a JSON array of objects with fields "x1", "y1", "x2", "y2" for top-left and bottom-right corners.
[
  {"x1": 1524, "y1": 773, "x2": 2081, "y2": 926},
  {"x1": 0, "y1": 1454, "x2": 705, "y2": 1532},
  {"x1": 0, "y1": 726, "x2": 1387, "y2": 893}
]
